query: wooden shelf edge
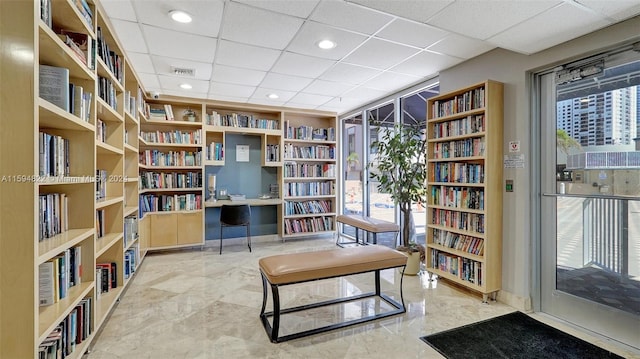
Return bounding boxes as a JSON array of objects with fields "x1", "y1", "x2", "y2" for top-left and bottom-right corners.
[
  {"x1": 427, "y1": 243, "x2": 485, "y2": 262},
  {"x1": 38, "y1": 228, "x2": 95, "y2": 264},
  {"x1": 38, "y1": 282, "x2": 94, "y2": 342},
  {"x1": 95, "y1": 232, "x2": 124, "y2": 257}
]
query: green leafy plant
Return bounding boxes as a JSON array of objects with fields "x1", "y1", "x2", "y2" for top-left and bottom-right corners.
[
  {"x1": 556, "y1": 128, "x2": 581, "y2": 155},
  {"x1": 346, "y1": 152, "x2": 360, "y2": 170},
  {"x1": 368, "y1": 122, "x2": 428, "y2": 249}
]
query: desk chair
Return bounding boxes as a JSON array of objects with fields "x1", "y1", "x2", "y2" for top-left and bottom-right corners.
[{"x1": 219, "y1": 204, "x2": 251, "y2": 254}]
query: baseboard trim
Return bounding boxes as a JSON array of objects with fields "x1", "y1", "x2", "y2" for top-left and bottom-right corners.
[{"x1": 497, "y1": 290, "x2": 532, "y2": 312}]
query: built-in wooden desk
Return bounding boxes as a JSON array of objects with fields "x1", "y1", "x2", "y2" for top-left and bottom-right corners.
[{"x1": 205, "y1": 198, "x2": 282, "y2": 207}]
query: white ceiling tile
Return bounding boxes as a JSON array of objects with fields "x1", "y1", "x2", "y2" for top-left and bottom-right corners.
[
  {"x1": 246, "y1": 97, "x2": 287, "y2": 107},
  {"x1": 322, "y1": 96, "x2": 368, "y2": 110},
  {"x1": 151, "y1": 56, "x2": 212, "y2": 80},
  {"x1": 162, "y1": 90, "x2": 208, "y2": 100},
  {"x1": 576, "y1": 0, "x2": 640, "y2": 21},
  {"x1": 286, "y1": 21, "x2": 368, "y2": 60},
  {"x1": 233, "y1": 0, "x2": 320, "y2": 18},
  {"x1": 311, "y1": 1, "x2": 393, "y2": 34},
  {"x1": 427, "y1": 1, "x2": 561, "y2": 40},
  {"x1": 390, "y1": 50, "x2": 462, "y2": 77},
  {"x1": 109, "y1": 20, "x2": 147, "y2": 53},
  {"x1": 342, "y1": 38, "x2": 420, "y2": 70},
  {"x1": 209, "y1": 82, "x2": 257, "y2": 98},
  {"x1": 142, "y1": 25, "x2": 216, "y2": 62},
  {"x1": 427, "y1": 34, "x2": 495, "y2": 59},
  {"x1": 260, "y1": 73, "x2": 314, "y2": 92},
  {"x1": 341, "y1": 86, "x2": 388, "y2": 100},
  {"x1": 375, "y1": 19, "x2": 448, "y2": 49},
  {"x1": 315, "y1": 104, "x2": 345, "y2": 113},
  {"x1": 126, "y1": 52, "x2": 155, "y2": 75},
  {"x1": 215, "y1": 40, "x2": 281, "y2": 71},
  {"x1": 211, "y1": 64, "x2": 266, "y2": 86},
  {"x1": 488, "y1": 2, "x2": 611, "y2": 54},
  {"x1": 304, "y1": 79, "x2": 356, "y2": 96},
  {"x1": 319, "y1": 63, "x2": 381, "y2": 85},
  {"x1": 132, "y1": 0, "x2": 223, "y2": 37},
  {"x1": 158, "y1": 75, "x2": 210, "y2": 93},
  {"x1": 221, "y1": 2, "x2": 304, "y2": 50},
  {"x1": 271, "y1": 52, "x2": 336, "y2": 78},
  {"x1": 285, "y1": 102, "x2": 320, "y2": 110},
  {"x1": 287, "y1": 93, "x2": 333, "y2": 106},
  {"x1": 362, "y1": 71, "x2": 421, "y2": 92},
  {"x1": 346, "y1": 0, "x2": 454, "y2": 23},
  {"x1": 101, "y1": 0, "x2": 137, "y2": 21},
  {"x1": 207, "y1": 94, "x2": 249, "y2": 103},
  {"x1": 252, "y1": 88, "x2": 298, "y2": 102},
  {"x1": 137, "y1": 72, "x2": 161, "y2": 91}
]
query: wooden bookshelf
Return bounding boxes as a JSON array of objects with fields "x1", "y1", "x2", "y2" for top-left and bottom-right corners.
[
  {"x1": 425, "y1": 80, "x2": 504, "y2": 302},
  {"x1": 282, "y1": 113, "x2": 338, "y2": 240}
]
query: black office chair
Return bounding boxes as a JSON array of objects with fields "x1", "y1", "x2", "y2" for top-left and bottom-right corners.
[{"x1": 219, "y1": 204, "x2": 251, "y2": 255}]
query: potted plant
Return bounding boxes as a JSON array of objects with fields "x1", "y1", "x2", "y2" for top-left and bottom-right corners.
[
  {"x1": 346, "y1": 151, "x2": 360, "y2": 171},
  {"x1": 369, "y1": 122, "x2": 427, "y2": 275},
  {"x1": 183, "y1": 108, "x2": 196, "y2": 122}
]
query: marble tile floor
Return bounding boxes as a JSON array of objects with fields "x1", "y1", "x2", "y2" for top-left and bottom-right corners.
[{"x1": 86, "y1": 238, "x2": 639, "y2": 359}]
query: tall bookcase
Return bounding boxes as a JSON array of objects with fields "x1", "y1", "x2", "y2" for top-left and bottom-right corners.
[
  {"x1": 282, "y1": 113, "x2": 337, "y2": 240},
  {"x1": 139, "y1": 99, "x2": 204, "y2": 250},
  {"x1": 425, "y1": 80, "x2": 503, "y2": 302},
  {"x1": 0, "y1": 0, "x2": 142, "y2": 357}
]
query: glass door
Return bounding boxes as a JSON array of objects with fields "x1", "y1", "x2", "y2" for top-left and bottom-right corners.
[{"x1": 538, "y1": 47, "x2": 640, "y2": 349}]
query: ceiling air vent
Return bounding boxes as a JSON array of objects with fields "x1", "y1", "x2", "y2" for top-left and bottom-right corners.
[{"x1": 172, "y1": 67, "x2": 196, "y2": 77}]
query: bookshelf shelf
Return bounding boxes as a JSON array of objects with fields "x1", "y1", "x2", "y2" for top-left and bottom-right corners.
[
  {"x1": 95, "y1": 232, "x2": 124, "y2": 257},
  {"x1": 97, "y1": 97, "x2": 123, "y2": 123},
  {"x1": 96, "y1": 196, "x2": 124, "y2": 209},
  {"x1": 96, "y1": 141, "x2": 124, "y2": 155},
  {"x1": 50, "y1": 0, "x2": 95, "y2": 35},
  {"x1": 96, "y1": 57, "x2": 124, "y2": 93},
  {"x1": 38, "y1": 282, "x2": 95, "y2": 341},
  {"x1": 426, "y1": 80, "x2": 503, "y2": 301},
  {"x1": 37, "y1": 228, "x2": 95, "y2": 263},
  {"x1": 94, "y1": 286, "x2": 124, "y2": 328},
  {"x1": 283, "y1": 212, "x2": 336, "y2": 219},
  {"x1": 39, "y1": 99, "x2": 94, "y2": 131},
  {"x1": 38, "y1": 23, "x2": 95, "y2": 80}
]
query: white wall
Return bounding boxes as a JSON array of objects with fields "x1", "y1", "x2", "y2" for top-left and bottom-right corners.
[{"x1": 438, "y1": 15, "x2": 640, "y2": 308}]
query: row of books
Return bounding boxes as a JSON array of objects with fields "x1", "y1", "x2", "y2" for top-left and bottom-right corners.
[
  {"x1": 39, "y1": 297, "x2": 92, "y2": 359},
  {"x1": 97, "y1": 26, "x2": 123, "y2": 83},
  {"x1": 430, "y1": 249, "x2": 483, "y2": 285},
  {"x1": 124, "y1": 215, "x2": 138, "y2": 248},
  {"x1": 140, "y1": 129, "x2": 202, "y2": 145},
  {"x1": 139, "y1": 193, "x2": 203, "y2": 215},
  {"x1": 284, "y1": 199, "x2": 332, "y2": 216},
  {"x1": 148, "y1": 104, "x2": 175, "y2": 121},
  {"x1": 431, "y1": 87, "x2": 485, "y2": 118},
  {"x1": 96, "y1": 209, "x2": 106, "y2": 238},
  {"x1": 284, "y1": 216, "x2": 334, "y2": 235},
  {"x1": 96, "y1": 169, "x2": 107, "y2": 200},
  {"x1": 38, "y1": 246, "x2": 82, "y2": 306},
  {"x1": 431, "y1": 162, "x2": 484, "y2": 184},
  {"x1": 206, "y1": 142, "x2": 224, "y2": 161},
  {"x1": 432, "y1": 138, "x2": 485, "y2": 159},
  {"x1": 283, "y1": 143, "x2": 335, "y2": 160},
  {"x1": 40, "y1": 0, "x2": 93, "y2": 29},
  {"x1": 96, "y1": 262, "x2": 117, "y2": 295},
  {"x1": 139, "y1": 171, "x2": 202, "y2": 190},
  {"x1": 431, "y1": 186, "x2": 485, "y2": 210},
  {"x1": 432, "y1": 229, "x2": 485, "y2": 256},
  {"x1": 206, "y1": 111, "x2": 279, "y2": 129},
  {"x1": 96, "y1": 119, "x2": 107, "y2": 143},
  {"x1": 283, "y1": 163, "x2": 336, "y2": 178},
  {"x1": 431, "y1": 208, "x2": 485, "y2": 234},
  {"x1": 56, "y1": 28, "x2": 96, "y2": 71},
  {"x1": 124, "y1": 245, "x2": 140, "y2": 280},
  {"x1": 39, "y1": 65, "x2": 92, "y2": 122},
  {"x1": 39, "y1": 193, "x2": 69, "y2": 241},
  {"x1": 39, "y1": 131, "x2": 70, "y2": 177},
  {"x1": 139, "y1": 150, "x2": 202, "y2": 167},
  {"x1": 284, "y1": 123, "x2": 335, "y2": 141},
  {"x1": 98, "y1": 76, "x2": 118, "y2": 111},
  {"x1": 266, "y1": 144, "x2": 280, "y2": 162},
  {"x1": 284, "y1": 181, "x2": 334, "y2": 197},
  {"x1": 124, "y1": 90, "x2": 139, "y2": 119},
  {"x1": 432, "y1": 114, "x2": 485, "y2": 139}
]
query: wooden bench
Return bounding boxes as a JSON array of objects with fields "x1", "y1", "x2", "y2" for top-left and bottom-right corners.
[
  {"x1": 336, "y1": 214, "x2": 400, "y2": 247},
  {"x1": 258, "y1": 245, "x2": 408, "y2": 343}
]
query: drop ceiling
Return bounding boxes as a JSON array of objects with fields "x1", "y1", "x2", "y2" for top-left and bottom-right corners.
[{"x1": 100, "y1": 0, "x2": 640, "y2": 114}]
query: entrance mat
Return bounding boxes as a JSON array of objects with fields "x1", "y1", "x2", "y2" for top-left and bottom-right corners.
[{"x1": 420, "y1": 311, "x2": 624, "y2": 359}]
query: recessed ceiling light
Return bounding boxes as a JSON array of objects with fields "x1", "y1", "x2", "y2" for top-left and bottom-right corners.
[
  {"x1": 169, "y1": 10, "x2": 192, "y2": 23},
  {"x1": 180, "y1": 83, "x2": 192, "y2": 89},
  {"x1": 267, "y1": 93, "x2": 279, "y2": 99},
  {"x1": 317, "y1": 39, "x2": 336, "y2": 50}
]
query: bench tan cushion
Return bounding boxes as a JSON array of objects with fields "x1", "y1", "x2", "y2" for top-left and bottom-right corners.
[
  {"x1": 336, "y1": 214, "x2": 400, "y2": 233},
  {"x1": 259, "y1": 245, "x2": 408, "y2": 285}
]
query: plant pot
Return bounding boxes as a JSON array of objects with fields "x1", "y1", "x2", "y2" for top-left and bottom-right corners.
[{"x1": 403, "y1": 251, "x2": 421, "y2": 276}]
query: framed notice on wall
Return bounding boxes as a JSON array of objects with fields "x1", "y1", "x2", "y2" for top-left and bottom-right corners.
[{"x1": 236, "y1": 144, "x2": 250, "y2": 162}]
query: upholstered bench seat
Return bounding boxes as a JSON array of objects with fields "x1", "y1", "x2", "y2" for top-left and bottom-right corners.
[
  {"x1": 336, "y1": 214, "x2": 400, "y2": 246},
  {"x1": 259, "y1": 245, "x2": 408, "y2": 343}
]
